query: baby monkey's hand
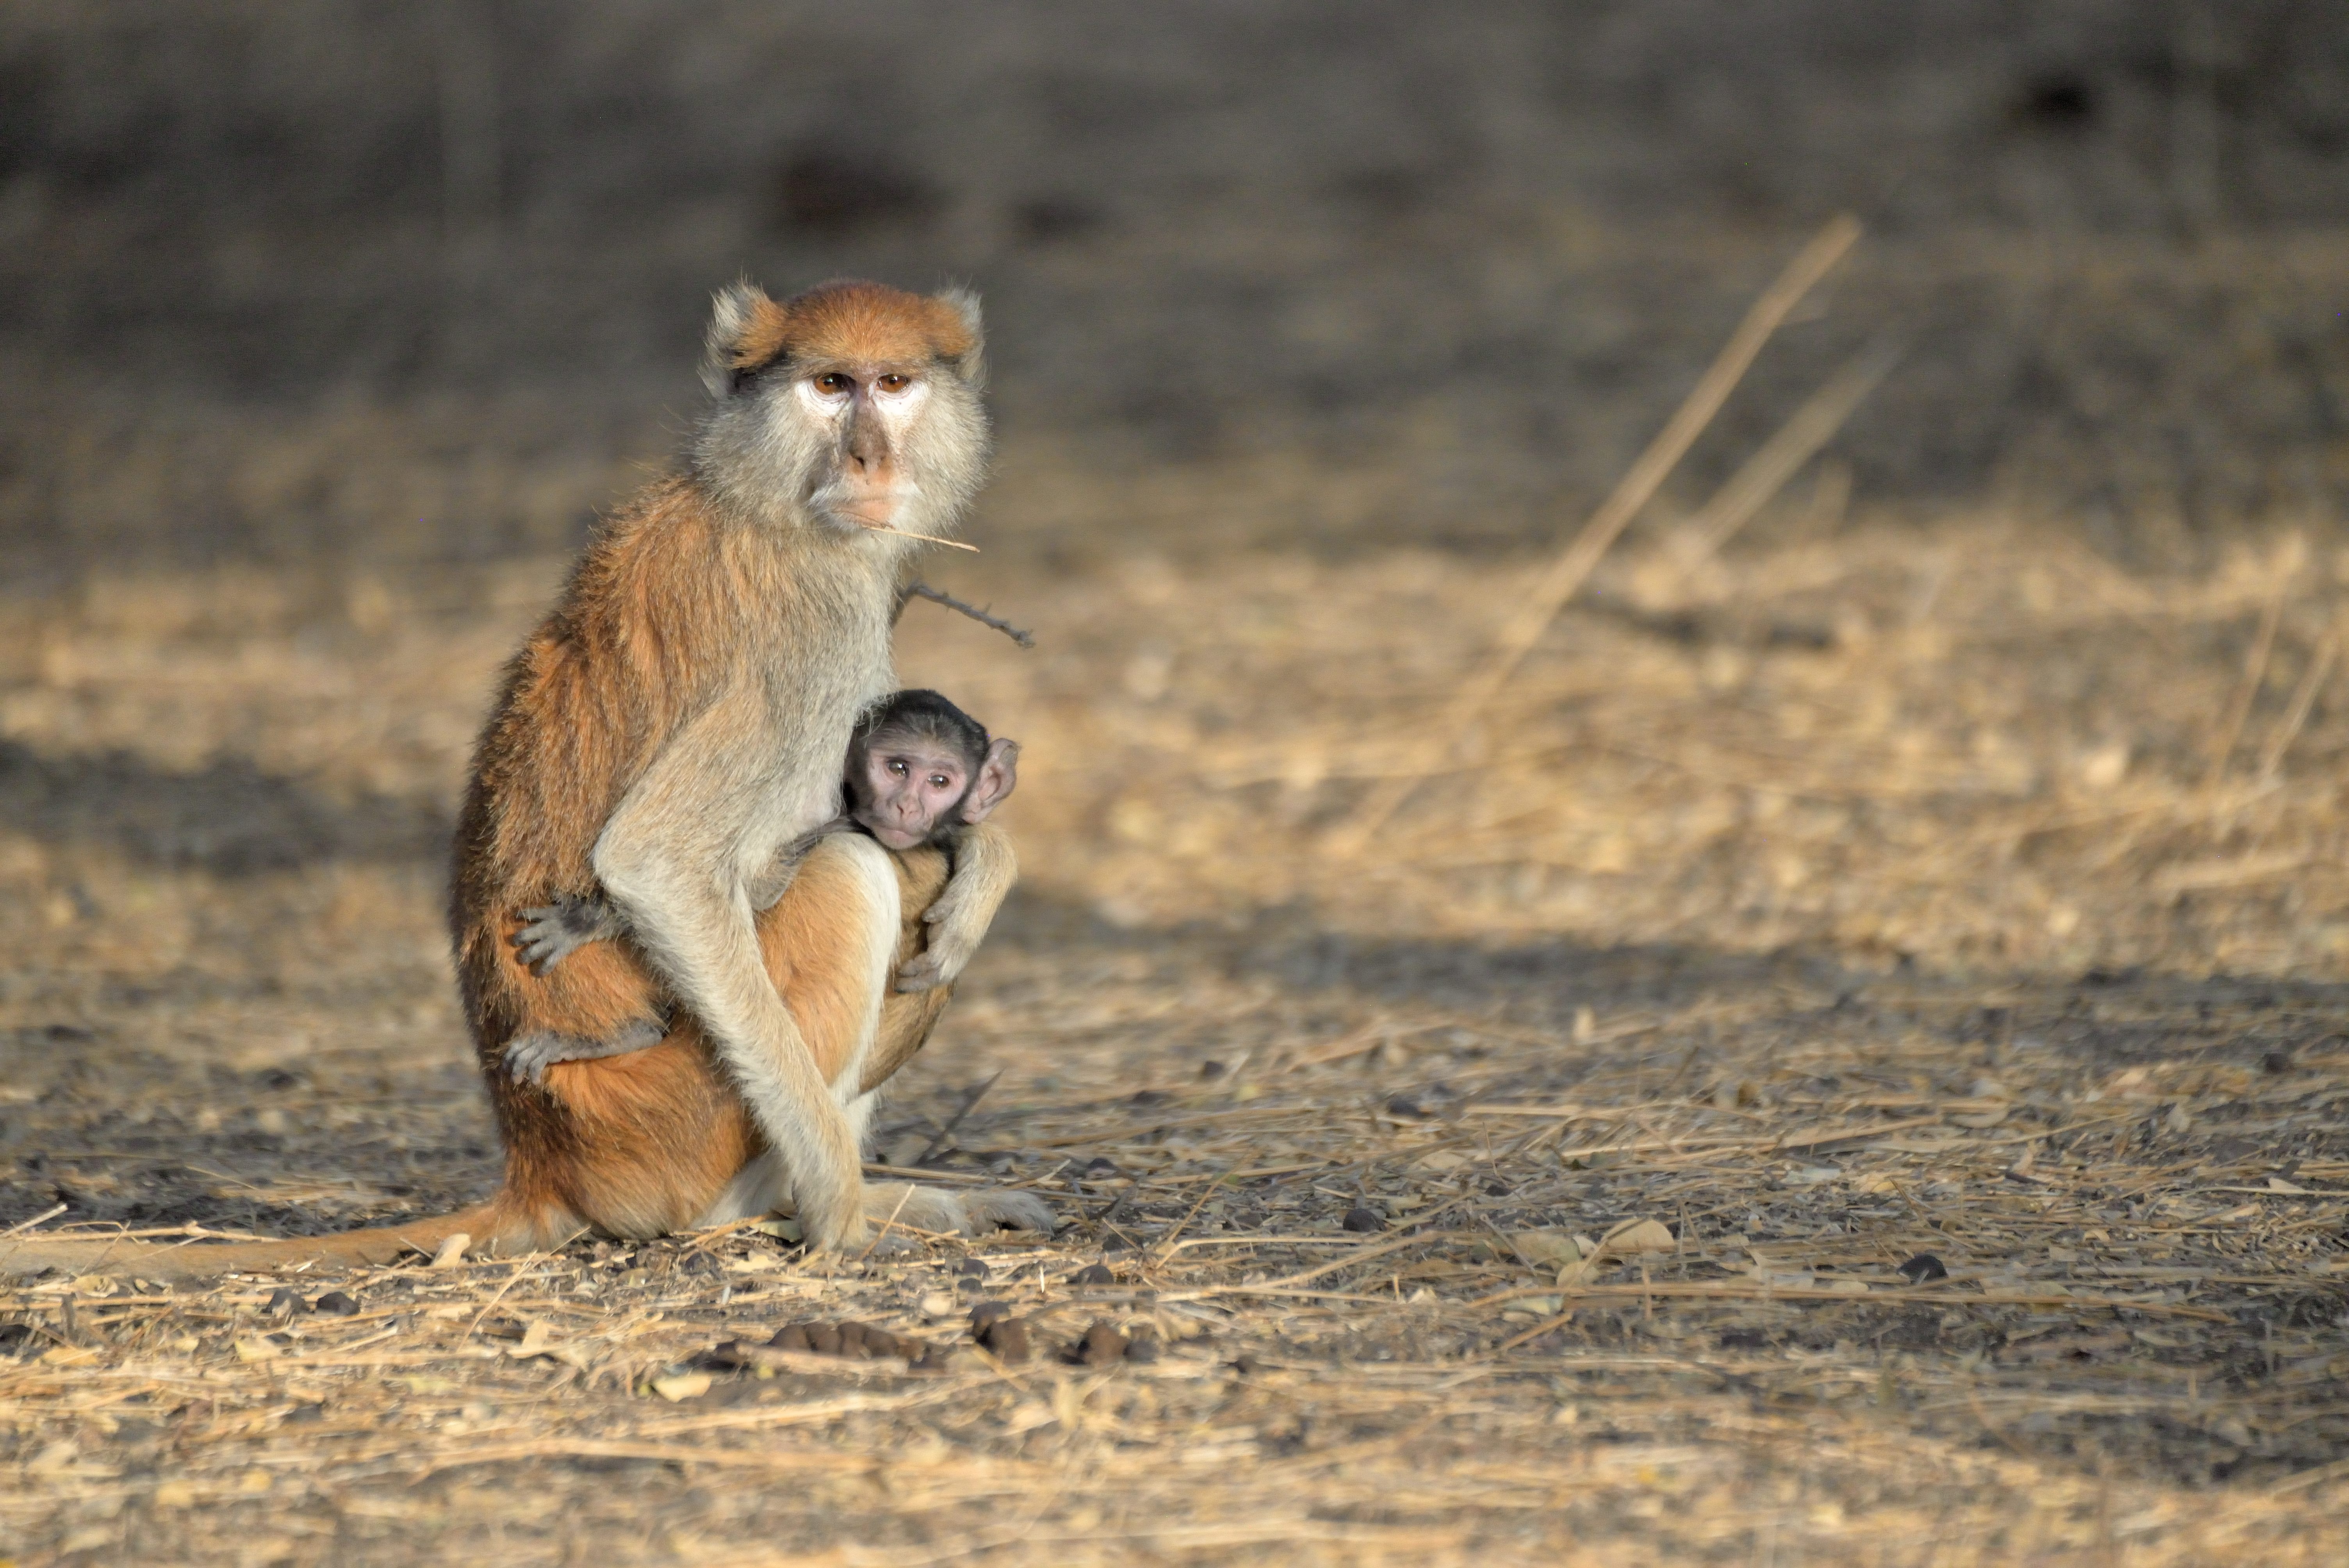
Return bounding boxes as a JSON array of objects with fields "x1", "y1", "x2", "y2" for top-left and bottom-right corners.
[{"x1": 512, "y1": 895, "x2": 624, "y2": 974}]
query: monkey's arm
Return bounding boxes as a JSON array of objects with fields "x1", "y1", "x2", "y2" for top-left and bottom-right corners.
[
  {"x1": 512, "y1": 894, "x2": 628, "y2": 972},
  {"x1": 897, "y1": 819, "x2": 1017, "y2": 992},
  {"x1": 592, "y1": 687, "x2": 868, "y2": 1252}
]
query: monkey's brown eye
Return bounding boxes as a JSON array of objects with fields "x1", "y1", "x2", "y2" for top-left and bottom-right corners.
[
  {"x1": 815, "y1": 372, "x2": 853, "y2": 395},
  {"x1": 877, "y1": 373, "x2": 911, "y2": 393}
]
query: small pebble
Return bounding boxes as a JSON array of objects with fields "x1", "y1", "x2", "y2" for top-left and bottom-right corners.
[
  {"x1": 265, "y1": 1287, "x2": 309, "y2": 1317},
  {"x1": 1897, "y1": 1253, "x2": 1948, "y2": 1284},
  {"x1": 954, "y1": 1257, "x2": 989, "y2": 1282},
  {"x1": 1069, "y1": 1262, "x2": 1115, "y2": 1287},
  {"x1": 1341, "y1": 1207, "x2": 1385, "y2": 1233},
  {"x1": 1082, "y1": 1157, "x2": 1120, "y2": 1179},
  {"x1": 1198, "y1": 1060, "x2": 1226, "y2": 1080},
  {"x1": 312, "y1": 1292, "x2": 360, "y2": 1317}
]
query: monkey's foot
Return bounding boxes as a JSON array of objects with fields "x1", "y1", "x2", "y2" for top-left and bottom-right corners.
[
  {"x1": 503, "y1": 1019, "x2": 666, "y2": 1084},
  {"x1": 861, "y1": 1182, "x2": 1057, "y2": 1239},
  {"x1": 961, "y1": 1188, "x2": 1058, "y2": 1234},
  {"x1": 512, "y1": 896, "x2": 626, "y2": 973}
]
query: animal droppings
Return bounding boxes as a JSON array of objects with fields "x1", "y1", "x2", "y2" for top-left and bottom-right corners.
[
  {"x1": 1073, "y1": 1320, "x2": 1129, "y2": 1365},
  {"x1": 312, "y1": 1292, "x2": 360, "y2": 1317},
  {"x1": 1898, "y1": 1254, "x2": 1949, "y2": 1283},
  {"x1": 1069, "y1": 1262, "x2": 1116, "y2": 1286},
  {"x1": 977, "y1": 1315, "x2": 1033, "y2": 1363},
  {"x1": 1341, "y1": 1208, "x2": 1385, "y2": 1233}
]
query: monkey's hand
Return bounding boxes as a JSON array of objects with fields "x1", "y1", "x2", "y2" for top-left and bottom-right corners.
[
  {"x1": 898, "y1": 820, "x2": 1016, "y2": 992},
  {"x1": 503, "y1": 1019, "x2": 667, "y2": 1085},
  {"x1": 512, "y1": 895, "x2": 626, "y2": 973}
]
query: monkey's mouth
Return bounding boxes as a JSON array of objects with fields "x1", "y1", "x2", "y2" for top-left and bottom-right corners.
[
  {"x1": 869, "y1": 825, "x2": 929, "y2": 851},
  {"x1": 814, "y1": 484, "x2": 918, "y2": 529}
]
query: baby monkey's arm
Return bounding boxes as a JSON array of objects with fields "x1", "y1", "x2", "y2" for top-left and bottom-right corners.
[
  {"x1": 897, "y1": 819, "x2": 1017, "y2": 992},
  {"x1": 744, "y1": 815, "x2": 857, "y2": 910}
]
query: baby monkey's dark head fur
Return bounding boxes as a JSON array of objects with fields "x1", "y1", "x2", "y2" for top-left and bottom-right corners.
[{"x1": 847, "y1": 689, "x2": 1018, "y2": 852}]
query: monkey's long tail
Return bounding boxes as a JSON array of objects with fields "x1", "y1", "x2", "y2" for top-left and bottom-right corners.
[{"x1": 0, "y1": 1199, "x2": 540, "y2": 1284}]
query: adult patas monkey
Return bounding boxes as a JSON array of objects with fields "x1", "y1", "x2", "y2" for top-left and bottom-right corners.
[
  {"x1": 450, "y1": 276, "x2": 1047, "y2": 1256},
  {"x1": 0, "y1": 279, "x2": 1047, "y2": 1281}
]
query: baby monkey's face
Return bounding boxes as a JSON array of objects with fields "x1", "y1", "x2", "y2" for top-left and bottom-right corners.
[{"x1": 852, "y1": 734, "x2": 973, "y2": 850}]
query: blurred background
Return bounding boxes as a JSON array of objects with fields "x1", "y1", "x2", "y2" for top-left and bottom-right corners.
[{"x1": 5, "y1": 0, "x2": 2346, "y2": 575}]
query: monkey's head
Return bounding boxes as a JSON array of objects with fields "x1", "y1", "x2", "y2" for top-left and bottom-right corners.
[
  {"x1": 846, "y1": 689, "x2": 1018, "y2": 852},
  {"x1": 692, "y1": 278, "x2": 990, "y2": 546}
]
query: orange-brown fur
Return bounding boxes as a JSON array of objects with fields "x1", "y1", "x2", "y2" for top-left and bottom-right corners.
[{"x1": 728, "y1": 281, "x2": 978, "y2": 377}]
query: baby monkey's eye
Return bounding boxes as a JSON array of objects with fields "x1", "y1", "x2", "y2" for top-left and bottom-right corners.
[
  {"x1": 886, "y1": 759, "x2": 909, "y2": 775},
  {"x1": 929, "y1": 774, "x2": 951, "y2": 789},
  {"x1": 814, "y1": 372, "x2": 853, "y2": 395},
  {"x1": 876, "y1": 373, "x2": 911, "y2": 393}
]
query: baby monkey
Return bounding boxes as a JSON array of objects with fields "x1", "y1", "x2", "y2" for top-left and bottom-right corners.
[{"x1": 504, "y1": 690, "x2": 1018, "y2": 1082}]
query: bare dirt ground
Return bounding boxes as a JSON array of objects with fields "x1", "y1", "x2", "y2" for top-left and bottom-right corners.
[
  {"x1": 5, "y1": 521, "x2": 2349, "y2": 1564},
  {"x1": 7, "y1": 2, "x2": 2349, "y2": 1563}
]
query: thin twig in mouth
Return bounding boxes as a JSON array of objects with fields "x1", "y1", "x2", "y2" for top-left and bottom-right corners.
[{"x1": 845, "y1": 516, "x2": 979, "y2": 552}]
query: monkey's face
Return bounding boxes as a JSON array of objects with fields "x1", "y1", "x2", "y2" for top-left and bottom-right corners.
[
  {"x1": 850, "y1": 735, "x2": 974, "y2": 851},
  {"x1": 692, "y1": 281, "x2": 991, "y2": 542},
  {"x1": 798, "y1": 363, "x2": 933, "y2": 530}
]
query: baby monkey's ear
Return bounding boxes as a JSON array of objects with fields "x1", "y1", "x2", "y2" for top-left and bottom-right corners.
[{"x1": 960, "y1": 738, "x2": 1019, "y2": 823}]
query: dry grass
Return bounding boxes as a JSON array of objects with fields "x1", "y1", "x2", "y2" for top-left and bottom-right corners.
[{"x1": 5, "y1": 502, "x2": 2349, "y2": 1563}]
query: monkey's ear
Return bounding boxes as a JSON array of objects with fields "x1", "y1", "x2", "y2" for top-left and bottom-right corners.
[
  {"x1": 702, "y1": 280, "x2": 774, "y2": 399},
  {"x1": 960, "y1": 737, "x2": 1018, "y2": 823},
  {"x1": 934, "y1": 285, "x2": 987, "y2": 388}
]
